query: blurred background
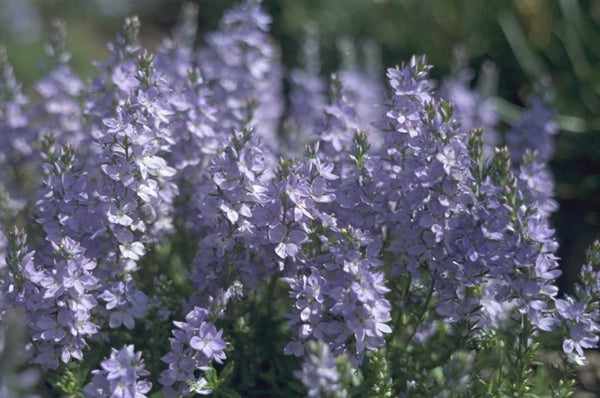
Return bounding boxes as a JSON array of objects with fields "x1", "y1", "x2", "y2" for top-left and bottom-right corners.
[{"x1": 2, "y1": 0, "x2": 600, "y2": 290}]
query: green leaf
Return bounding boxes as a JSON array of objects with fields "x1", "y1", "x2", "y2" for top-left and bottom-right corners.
[
  {"x1": 498, "y1": 11, "x2": 548, "y2": 80},
  {"x1": 204, "y1": 366, "x2": 219, "y2": 388},
  {"x1": 217, "y1": 387, "x2": 242, "y2": 398},
  {"x1": 220, "y1": 360, "x2": 236, "y2": 382}
]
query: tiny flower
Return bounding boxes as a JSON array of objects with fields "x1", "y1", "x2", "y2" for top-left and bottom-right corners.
[{"x1": 119, "y1": 241, "x2": 145, "y2": 261}]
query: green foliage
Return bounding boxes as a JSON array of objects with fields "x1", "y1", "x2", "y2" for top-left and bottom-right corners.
[{"x1": 216, "y1": 277, "x2": 302, "y2": 397}]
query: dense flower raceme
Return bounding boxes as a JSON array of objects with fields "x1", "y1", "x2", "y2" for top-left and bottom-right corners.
[
  {"x1": 34, "y1": 19, "x2": 85, "y2": 147},
  {"x1": 441, "y1": 55, "x2": 500, "y2": 158},
  {"x1": 83, "y1": 345, "x2": 152, "y2": 398},
  {"x1": 159, "y1": 307, "x2": 226, "y2": 397},
  {"x1": 2, "y1": 0, "x2": 600, "y2": 396},
  {"x1": 555, "y1": 240, "x2": 600, "y2": 365},
  {"x1": 200, "y1": 0, "x2": 283, "y2": 148},
  {"x1": 294, "y1": 340, "x2": 349, "y2": 398}
]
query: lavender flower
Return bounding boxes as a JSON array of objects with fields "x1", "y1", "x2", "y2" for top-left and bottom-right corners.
[
  {"x1": 555, "y1": 295, "x2": 599, "y2": 365},
  {"x1": 83, "y1": 345, "x2": 151, "y2": 398},
  {"x1": 159, "y1": 307, "x2": 226, "y2": 397},
  {"x1": 284, "y1": 225, "x2": 391, "y2": 364},
  {"x1": 287, "y1": 22, "x2": 326, "y2": 148},
  {"x1": 294, "y1": 341, "x2": 348, "y2": 398},
  {"x1": 86, "y1": 15, "x2": 140, "y2": 130},
  {"x1": 555, "y1": 241, "x2": 600, "y2": 364},
  {"x1": 91, "y1": 47, "x2": 178, "y2": 274},
  {"x1": 315, "y1": 75, "x2": 361, "y2": 160},
  {"x1": 336, "y1": 37, "x2": 384, "y2": 135},
  {"x1": 189, "y1": 127, "x2": 272, "y2": 304},
  {"x1": 509, "y1": 94, "x2": 559, "y2": 219},
  {"x1": 441, "y1": 50, "x2": 499, "y2": 157},
  {"x1": 0, "y1": 46, "x2": 36, "y2": 207},
  {"x1": 98, "y1": 276, "x2": 148, "y2": 330},
  {"x1": 34, "y1": 19, "x2": 84, "y2": 146},
  {"x1": 375, "y1": 56, "x2": 484, "y2": 327},
  {"x1": 200, "y1": 0, "x2": 283, "y2": 146},
  {"x1": 18, "y1": 237, "x2": 100, "y2": 369},
  {"x1": 506, "y1": 93, "x2": 557, "y2": 164}
]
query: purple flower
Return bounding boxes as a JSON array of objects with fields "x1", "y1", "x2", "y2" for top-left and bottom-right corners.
[
  {"x1": 200, "y1": 0, "x2": 283, "y2": 145},
  {"x1": 83, "y1": 345, "x2": 151, "y2": 398},
  {"x1": 99, "y1": 277, "x2": 148, "y2": 330},
  {"x1": 507, "y1": 94, "x2": 557, "y2": 164},
  {"x1": 555, "y1": 241, "x2": 600, "y2": 364},
  {"x1": 284, "y1": 225, "x2": 391, "y2": 364},
  {"x1": 159, "y1": 307, "x2": 227, "y2": 397},
  {"x1": 294, "y1": 341, "x2": 348, "y2": 398},
  {"x1": 287, "y1": 24, "x2": 326, "y2": 147},
  {"x1": 35, "y1": 19, "x2": 85, "y2": 146},
  {"x1": 441, "y1": 55, "x2": 499, "y2": 158},
  {"x1": 189, "y1": 323, "x2": 227, "y2": 361},
  {"x1": 4, "y1": 226, "x2": 100, "y2": 370}
]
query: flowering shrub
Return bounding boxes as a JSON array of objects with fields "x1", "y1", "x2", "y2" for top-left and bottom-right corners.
[{"x1": 0, "y1": 1, "x2": 598, "y2": 397}]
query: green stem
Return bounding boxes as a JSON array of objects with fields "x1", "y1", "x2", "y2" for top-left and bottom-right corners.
[{"x1": 405, "y1": 271, "x2": 436, "y2": 346}]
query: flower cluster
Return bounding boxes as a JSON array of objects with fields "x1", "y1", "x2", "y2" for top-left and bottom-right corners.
[
  {"x1": 294, "y1": 341, "x2": 349, "y2": 398},
  {"x1": 159, "y1": 307, "x2": 226, "y2": 397},
  {"x1": 555, "y1": 241, "x2": 600, "y2": 365},
  {"x1": 1, "y1": 1, "x2": 600, "y2": 397},
  {"x1": 83, "y1": 345, "x2": 151, "y2": 398}
]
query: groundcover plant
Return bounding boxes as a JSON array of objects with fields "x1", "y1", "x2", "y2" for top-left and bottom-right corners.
[{"x1": 1, "y1": 1, "x2": 599, "y2": 397}]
